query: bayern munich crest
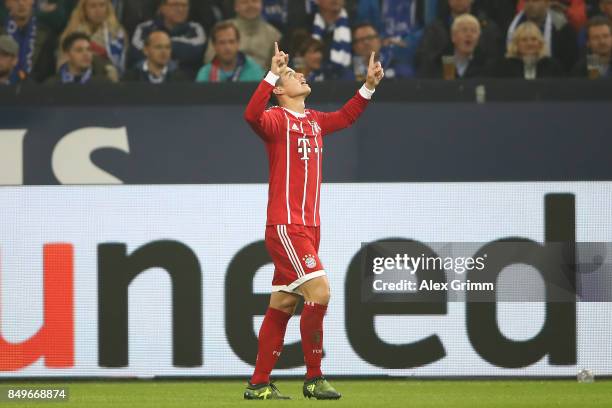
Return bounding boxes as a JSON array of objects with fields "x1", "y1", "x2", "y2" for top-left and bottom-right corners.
[{"x1": 303, "y1": 254, "x2": 317, "y2": 269}]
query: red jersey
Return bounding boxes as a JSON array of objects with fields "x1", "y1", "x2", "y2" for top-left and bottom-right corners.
[{"x1": 244, "y1": 72, "x2": 372, "y2": 226}]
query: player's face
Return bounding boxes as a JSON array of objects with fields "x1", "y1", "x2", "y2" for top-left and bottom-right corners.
[
  {"x1": 588, "y1": 25, "x2": 612, "y2": 57},
  {"x1": 452, "y1": 21, "x2": 480, "y2": 55},
  {"x1": 278, "y1": 69, "x2": 311, "y2": 98}
]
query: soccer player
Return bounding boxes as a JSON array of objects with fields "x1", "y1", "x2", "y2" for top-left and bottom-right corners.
[{"x1": 243, "y1": 42, "x2": 384, "y2": 400}]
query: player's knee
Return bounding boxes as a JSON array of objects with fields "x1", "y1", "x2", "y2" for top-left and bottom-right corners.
[
  {"x1": 277, "y1": 304, "x2": 296, "y2": 315},
  {"x1": 317, "y1": 288, "x2": 331, "y2": 305},
  {"x1": 269, "y1": 292, "x2": 299, "y2": 315},
  {"x1": 307, "y1": 281, "x2": 331, "y2": 305},
  {"x1": 280, "y1": 297, "x2": 299, "y2": 314}
]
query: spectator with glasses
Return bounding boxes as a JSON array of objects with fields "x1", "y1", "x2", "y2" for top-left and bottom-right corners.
[{"x1": 352, "y1": 22, "x2": 415, "y2": 80}]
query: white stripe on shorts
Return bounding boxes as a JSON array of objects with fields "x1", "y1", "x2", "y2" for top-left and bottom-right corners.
[{"x1": 276, "y1": 225, "x2": 305, "y2": 277}]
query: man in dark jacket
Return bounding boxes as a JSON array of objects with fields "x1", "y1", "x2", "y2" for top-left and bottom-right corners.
[
  {"x1": 130, "y1": 0, "x2": 206, "y2": 78},
  {"x1": 572, "y1": 15, "x2": 612, "y2": 77},
  {"x1": 419, "y1": 13, "x2": 491, "y2": 78},
  {"x1": 46, "y1": 32, "x2": 110, "y2": 84},
  {"x1": 124, "y1": 30, "x2": 189, "y2": 83},
  {"x1": 416, "y1": 0, "x2": 502, "y2": 71},
  {"x1": 1, "y1": 0, "x2": 57, "y2": 82}
]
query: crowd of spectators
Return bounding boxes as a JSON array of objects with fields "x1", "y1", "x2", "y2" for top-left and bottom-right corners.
[{"x1": 1, "y1": 0, "x2": 611, "y2": 86}]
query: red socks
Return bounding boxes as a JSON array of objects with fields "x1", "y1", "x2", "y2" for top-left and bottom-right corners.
[
  {"x1": 300, "y1": 301, "x2": 327, "y2": 379},
  {"x1": 251, "y1": 302, "x2": 328, "y2": 384},
  {"x1": 251, "y1": 307, "x2": 292, "y2": 385}
]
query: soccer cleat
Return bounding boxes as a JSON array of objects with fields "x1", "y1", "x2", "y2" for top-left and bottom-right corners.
[
  {"x1": 243, "y1": 381, "x2": 291, "y2": 400},
  {"x1": 302, "y1": 376, "x2": 342, "y2": 400}
]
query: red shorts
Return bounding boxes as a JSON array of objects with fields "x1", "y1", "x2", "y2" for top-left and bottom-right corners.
[{"x1": 265, "y1": 224, "x2": 326, "y2": 295}]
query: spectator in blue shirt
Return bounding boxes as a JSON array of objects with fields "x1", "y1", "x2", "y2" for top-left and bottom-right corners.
[
  {"x1": 351, "y1": 22, "x2": 415, "y2": 79},
  {"x1": 416, "y1": 0, "x2": 502, "y2": 71},
  {"x1": 356, "y1": 0, "x2": 424, "y2": 77}
]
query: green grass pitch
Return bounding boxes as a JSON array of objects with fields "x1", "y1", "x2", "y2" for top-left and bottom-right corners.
[{"x1": 1, "y1": 379, "x2": 611, "y2": 407}]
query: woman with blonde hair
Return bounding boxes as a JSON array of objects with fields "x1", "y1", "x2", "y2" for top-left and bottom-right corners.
[
  {"x1": 495, "y1": 21, "x2": 563, "y2": 79},
  {"x1": 59, "y1": 0, "x2": 127, "y2": 80}
]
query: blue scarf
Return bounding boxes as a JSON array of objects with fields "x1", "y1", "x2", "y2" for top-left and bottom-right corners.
[
  {"x1": 352, "y1": 46, "x2": 415, "y2": 80},
  {"x1": 104, "y1": 24, "x2": 126, "y2": 74},
  {"x1": 5, "y1": 15, "x2": 37, "y2": 82},
  {"x1": 305, "y1": 0, "x2": 317, "y2": 14},
  {"x1": 262, "y1": 0, "x2": 288, "y2": 27},
  {"x1": 306, "y1": 69, "x2": 324, "y2": 82},
  {"x1": 382, "y1": 0, "x2": 418, "y2": 39},
  {"x1": 209, "y1": 52, "x2": 246, "y2": 82},
  {"x1": 111, "y1": 0, "x2": 123, "y2": 18},
  {"x1": 59, "y1": 63, "x2": 93, "y2": 84},
  {"x1": 312, "y1": 8, "x2": 351, "y2": 68}
]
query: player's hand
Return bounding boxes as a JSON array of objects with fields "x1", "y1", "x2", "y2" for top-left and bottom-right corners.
[
  {"x1": 365, "y1": 51, "x2": 384, "y2": 91},
  {"x1": 271, "y1": 42, "x2": 289, "y2": 76}
]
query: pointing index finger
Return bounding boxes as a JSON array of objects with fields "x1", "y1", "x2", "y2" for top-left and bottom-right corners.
[
  {"x1": 275, "y1": 42, "x2": 280, "y2": 55},
  {"x1": 369, "y1": 51, "x2": 375, "y2": 68}
]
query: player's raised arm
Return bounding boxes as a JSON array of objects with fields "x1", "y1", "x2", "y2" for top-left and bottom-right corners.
[
  {"x1": 365, "y1": 50, "x2": 385, "y2": 91},
  {"x1": 243, "y1": 42, "x2": 289, "y2": 138},
  {"x1": 315, "y1": 51, "x2": 384, "y2": 136}
]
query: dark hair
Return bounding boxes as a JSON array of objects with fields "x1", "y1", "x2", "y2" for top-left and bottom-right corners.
[
  {"x1": 161, "y1": 0, "x2": 190, "y2": 4},
  {"x1": 144, "y1": 29, "x2": 170, "y2": 47},
  {"x1": 296, "y1": 37, "x2": 324, "y2": 56},
  {"x1": 211, "y1": 21, "x2": 240, "y2": 43},
  {"x1": 351, "y1": 22, "x2": 379, "y2": 36},
  {"x1": 587, "y1": 15, "x2": 612, "y2": 35},
  {"x1": 61, "y1": 32, "x2": 90, "y2": 52}
]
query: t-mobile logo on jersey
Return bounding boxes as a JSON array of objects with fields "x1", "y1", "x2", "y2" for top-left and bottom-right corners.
[
  {"x1": 297, "y1": 137, "x2": 310, "y2": 160},
  {"x1": 297, "y1": 137, "x2": 322, "y2": 161}
]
